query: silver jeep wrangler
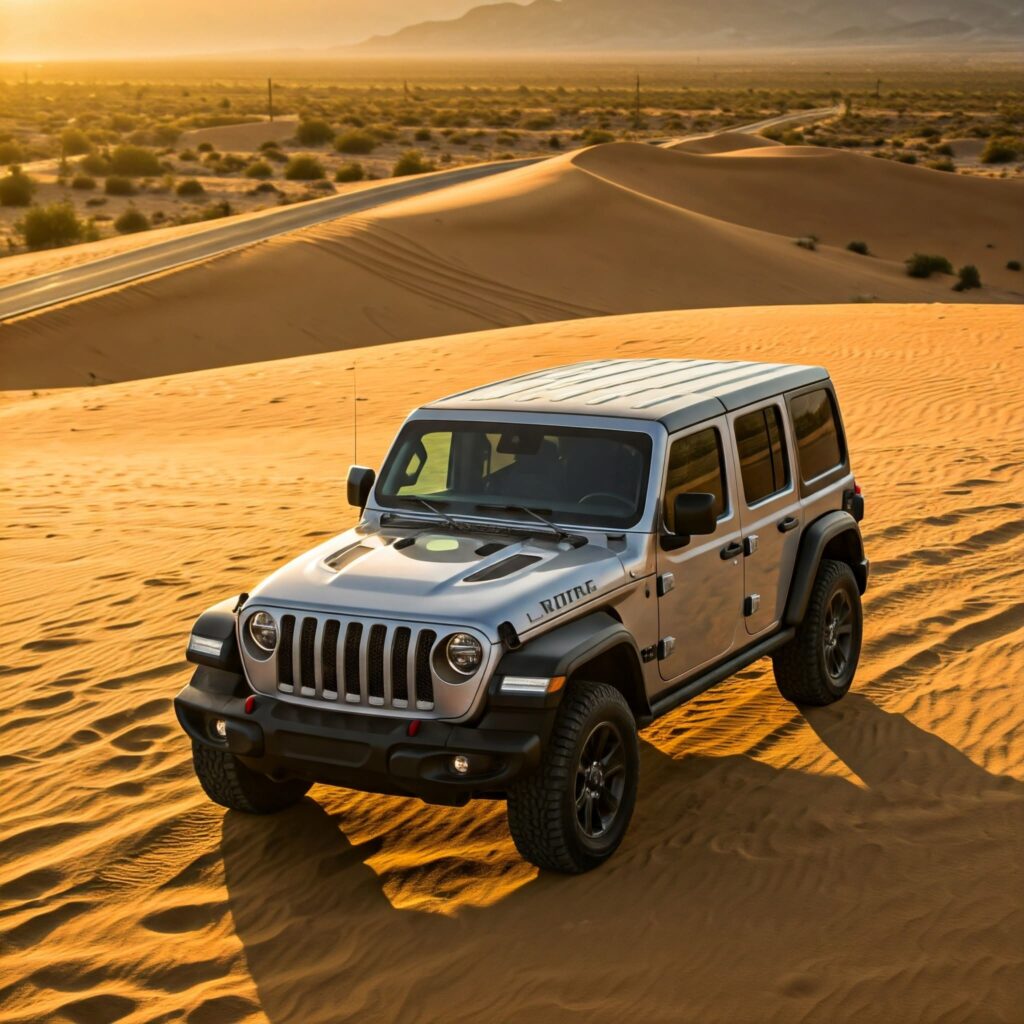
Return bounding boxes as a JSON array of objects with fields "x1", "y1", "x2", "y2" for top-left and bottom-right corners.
[{"x1": 176, "y1": 358, "x2": 868, "y2": 873}]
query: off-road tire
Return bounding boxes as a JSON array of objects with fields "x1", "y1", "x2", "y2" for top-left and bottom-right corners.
[
  {"x1": 507, "y1": 681, "x2": 639, "y2": 874},
  {"x1": 192, "y1": 742, "x2": 311, "y2": 813},
  {"x1": 773, "y1": 558, "x2": 862, "y2": 706}
]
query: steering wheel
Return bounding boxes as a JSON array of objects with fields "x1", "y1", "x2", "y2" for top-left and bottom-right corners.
[{"x1": 578, "y1": 492, "x2": 634, "y2": 512}]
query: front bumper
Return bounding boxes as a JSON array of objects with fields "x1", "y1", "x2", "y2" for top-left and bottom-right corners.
[{"x1": 174, "y1": 670, "x2": 544, "y2": 806}]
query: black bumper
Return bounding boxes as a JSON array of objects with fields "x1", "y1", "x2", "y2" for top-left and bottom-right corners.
[{"x1": 174, "y1": 668, "x2": 545, "y2": 806}]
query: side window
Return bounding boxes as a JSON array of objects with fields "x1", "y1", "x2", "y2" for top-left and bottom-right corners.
[
  {"x1": 734, "y1": 405, "x2": 790, "y2": 505},
  {"x1": 790, "y1": 388, "x2": 843, "y2": 483},
  {"x1": 394, "y1": 431, "x2": 453, "y2": 495},
  {"x1": 664, "y1": 427, "x2": 727, "y2": 532}
]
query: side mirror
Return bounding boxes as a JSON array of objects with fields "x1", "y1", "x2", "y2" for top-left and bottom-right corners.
[
  {"x1": 347, "y1": 465, "x2": 376, "y2": 509},
  {"x1": 664, "y1": 492, "x2": 717, "y2": 549}
]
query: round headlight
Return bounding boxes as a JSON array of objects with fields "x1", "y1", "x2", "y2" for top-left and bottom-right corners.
[
  {"x1": 446, "y1": 632, "x2": 483, "y2": 675},
  {"x1": 248, "y1": 611, "x2": 278, "y2": 653}
]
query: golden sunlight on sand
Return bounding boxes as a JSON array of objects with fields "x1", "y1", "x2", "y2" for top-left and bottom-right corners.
[{"x1": 1, "y1": 303, "x2": 1021, "y2": 1022}]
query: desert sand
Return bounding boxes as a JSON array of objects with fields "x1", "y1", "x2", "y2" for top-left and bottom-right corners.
[
  {"x1": 0, "y1": 303, "x2": 1022, "y2": 1023},
  {"x1": 2, "y1": 142, "x2": 1021, "y2": 389}
]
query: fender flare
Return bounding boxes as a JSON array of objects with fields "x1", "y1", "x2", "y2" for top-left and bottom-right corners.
[
  {"x1": 784, "y1": 511, "x2": 867, "y2": 627},
  {"x1": 493, "y1": 610, "x2": 650, "y2": 719}
]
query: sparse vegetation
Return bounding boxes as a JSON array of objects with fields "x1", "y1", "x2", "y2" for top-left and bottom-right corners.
[
  {"x1": 108, "y1": 145, "x2": 162, "y2": 176},
  {"x1": 79, "y1": 152, "x2": 112, "y2": 176},
  {"x1": 980, "y1": 137, "x2": 1018, "y2": 164},
  {"x1": 104, "y1": 175, "x2": 136, "y2": 196},
  {"x1": 71, "y1": 174, "x2": 97, "y2": 190},
  {"x1": 113, "y1": 208, "x2": 150, "y2": 234},
  {"x1": 335, "y1": 130, "x2": 377, "y2": 155},
  {"x1": 1007, "y1": 260, "x2": 1022, "y2": 271},
  {"x1": 393, "y1": 150, "x2": 435, "y2": 177},
  {"x1": 846, "y1": 240, "x2": 870, "y2": 255},
  {"x1": 284, "y1": 155, "x2": 326, "y2": 180},
  {"x1": 0, "y1": 141, "x2": 25, "y2": 165},
  {"x1": 17, "y1": 202, "x2": 87, "y2": 249},
  {"x1": 201, "y1": 200, "x2": 233, "y2": 220},
  {"x1": 335, "y1": 162, "x2": 365, "y2": 183},
  {"x1": 0, "y1": 167, "x2": 37, "y2": 207},
  {"x1": 244, "y1": 160, "x2": 274, "y2": 179},
  {"x1": 906, "y1": 253, "x2": 953, "y2": 278},
  {"x1": 175, "y1": 178, "x2": 205, "y2": 197},
  {"x1": 60, "y1": 128, "x2": 92, "y2": 156},
  {"x1": 296, "y1": 119, "x2": 335, "y2": 146},
  {"x1": 796, "y1": 236, "x2": 818, "y2": 251},
  {"x1": 953, "y1": 264, "x2": 981, "y2": 291}
]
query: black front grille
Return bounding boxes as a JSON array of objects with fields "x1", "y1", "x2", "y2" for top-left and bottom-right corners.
[
  {"x1": 392, "y1": 627, "x2": 411, "y2": 703},
  {"x1": 299, "y1": 617, "x2": 317, "y2": 690},
  {"x1": 367, "y1": 624, "x2": 387, "y2": 701},
  {"x1": 415, "y1": 630, "x2": 436, "y2": 705},
  {"x1": 321, "y1": 619, "x2": 340, "y2": 694},
  {"x1": 278, "y1": 614, "x2": 295, "y2": 686},
  {"x1": 343, "y1": 622, "x2": 363, "y2": 697}
]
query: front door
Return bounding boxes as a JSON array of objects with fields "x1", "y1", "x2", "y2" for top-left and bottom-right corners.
[
  {"x1": 729, "y1": 400, "x2": 803, "y2": 635},
  {"x1": 656, "y1": 419, "x2": 745, "y2": 682}
]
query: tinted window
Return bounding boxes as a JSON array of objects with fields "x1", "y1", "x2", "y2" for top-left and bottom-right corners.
[
  {"x1": 377, "y1": 420, "x2": 652, "y2": 529},
  {"x1": 664, "y1": 427, "x2": 727, "y2": 531},
  {"x1": 790, "y1": 389, "x2": 843, "y2": 482},
  {"x1": 734, "y1": 405, "x2": 790, "y2": 505}
]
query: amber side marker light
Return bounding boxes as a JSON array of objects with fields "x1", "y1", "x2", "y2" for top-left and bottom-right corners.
[{"x1": 499, "y1": 675, "x2": 566, "y2": 695}]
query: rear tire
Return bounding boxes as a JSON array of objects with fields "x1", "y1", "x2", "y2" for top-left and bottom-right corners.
[
  {"x1": 773, "y1": 558, "x2": 862, "y2": 706},
  {"x1": 192, "y1": 742, "x2": 311, "y2": 813},
  {"x1": 507, "y1": 681, "x2": 639, "y2": 874}
]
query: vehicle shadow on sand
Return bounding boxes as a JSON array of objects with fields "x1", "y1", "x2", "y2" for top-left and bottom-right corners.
[{"x1": 221, "y1": 694, "x2": 1023, "y2": 1024}]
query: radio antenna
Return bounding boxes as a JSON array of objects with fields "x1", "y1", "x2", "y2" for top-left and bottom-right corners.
[{"x1": 350, "y1": 364, "x2": 358, "y2": 464}]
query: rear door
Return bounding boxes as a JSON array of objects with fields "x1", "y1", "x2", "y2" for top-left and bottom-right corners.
[
  {"x1": 656, "y1": 418, "x2": 745, "y2": 681},
  {"x1": 729, "y1": 400, "x2": 802, "y2": 635}
]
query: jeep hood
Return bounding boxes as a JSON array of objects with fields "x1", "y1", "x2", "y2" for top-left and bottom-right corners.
[{"x1": 247, "y1": 526, "x2": 628, "y2": 642}]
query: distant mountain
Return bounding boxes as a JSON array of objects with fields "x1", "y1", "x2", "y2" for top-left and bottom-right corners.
[{"x1": 357, "y1": 0, "x2": 1024, "y2": 51}]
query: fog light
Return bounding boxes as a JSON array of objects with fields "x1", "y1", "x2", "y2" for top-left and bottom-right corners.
[
  {"x1": 452, "y1": 754, "x2": 470, "y2": 775},
  {"x1": 213, "y1": 718, "x2": 227, "y2": 739}
]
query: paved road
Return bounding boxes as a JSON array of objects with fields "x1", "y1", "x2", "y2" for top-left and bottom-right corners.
[
  {"x1": 0, "y1": 107, "x2": 837, "y2": 323},
  {"x1": 0, "y1": 159, "x2": 542, "y2": 322}
]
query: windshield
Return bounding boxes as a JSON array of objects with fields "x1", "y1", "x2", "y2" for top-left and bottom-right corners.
[{"x1": 376, "y1": 419, "x2": 653, "y2": 529}]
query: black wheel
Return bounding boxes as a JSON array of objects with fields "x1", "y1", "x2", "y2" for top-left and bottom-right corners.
[
  {"x1": 506, "y1": 681, "x2": 639, "y2": 874},
  {"x1": 192, "y1": 742, "x2": 311, "y2": 814},
  {"x1": 773, "y1": 558, "x2": 862, "y2": 706}
]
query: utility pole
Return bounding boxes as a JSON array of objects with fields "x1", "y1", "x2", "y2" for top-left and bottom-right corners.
[
  {"x1": 404, "y1": 79, "x2": 410, "y2": 101},
  {"x1": 267, "y1": 77, "x2": 274, "y2": 122},
  {"x1": 633, "y1": 72, "x2": 641, "y2": 131}
]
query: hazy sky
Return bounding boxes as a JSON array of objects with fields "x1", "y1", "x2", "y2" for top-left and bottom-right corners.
[{"x1": 0, "y1": 0, "x2": 507, "y2": 60}]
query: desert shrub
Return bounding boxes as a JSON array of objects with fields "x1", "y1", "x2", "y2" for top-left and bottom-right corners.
[
  {"x1": 259, "y1": 140, "x2": 281, "y2": 151},
  {"x1": 0, "y1": 168, "x2": 36, "y2": 206},
  {"x1": 85, "y1": 196, "x2": 107, "y2": 207},
  {"x1": 79, "y1": 152, "x2": 111, "y2": 175},
  {"x1": 795, "y1": 236, "x2": 818, "y2": 251},
  {"x1": 335, "y1": 161, "x2": 365, "y2": 182},
  {"x1": 213, "y1": 154, "x2": 246, "y2": 173},
  {"x1": 284, "y1": 155, "x2": 325, "y2": 180},
  {"x1": 981, "y1": 137, "x2": 1018, "y2": 164},
  {"x1": 0, "y1": 140, "x2": 25, "y2": 165},
  {"x1": 108, "y1": 145, "x2": 161, "y2": 176},
  {"x1": 17, "y1": 202, "x2": 84, "y2": 249},
  {"x1": 296, "y1": 119, "x2": 334, "y2": 146},
  {"x1": 895, "y1": 152, "x2": 917, "y2": 164},
  {"x1": 927, "y1": 158, "x2": 956, "y2": 172},
  {"x1": 906, "y1": 253, "x2": 953, "y2": 278},
  {"x1": 177, "y1": 148, "x2": 198, "y2": 161},
  {"x1": 1007, "y1": 260, "x2": 1021, "y2": 271},
  {"x1": 109, "y1": 113, "x2": 135, "y2": 133},
  {"x1": 585, "y1": 129, "x2": 615, "y2": 145},
  {"x1": 249, "y1": 181, "x2": 280, "y2": 194},
  {"x1": 60, "y1": 127, "x2": 92, "y2": 155},
  {"x1": 114, "y1": 208, "x2": 150, "y2": 233},
  {"x1": 104, "y1": 175, "x2": 136, "y2": 196},
  {"x1": 846, "y1": 240, "x2": 869, "y2": 255},
  {"x1": 245, "y1": 160, "x2": 274, "y2": 179},
  {"x1": 263, "y1": 148, "x2": 288, "y2": 163},
  {"x1": 153, "y1": 124, "x2": 182, "y2": 146},
  {"x1": 934, "y1": 142, "x2": 954, "y2": 156},
  {"x1": 335, "y1": 130, "x2": 377, "y2": 155},
  {"x1": 201, "y1": 200, "x2": 233, "y2": 220},
  {"x1": 952, "y1": 264, "x2": 981, "y2": 291},
  {"x1": 414, "y1": 128, "x2": 432, "y2": 141},
  {"x1": 71, "y1": 174, "x2": 96, "y2": 190},
  {"x1": 549, "y1": 134, "x2": 562, "y2": 149},
  {"x1": 393, "y1": 150, "x2": 435, "y2": 177},
  {"x1": 522, "y1": 114, "x2": 557, "y2": 130},
  {"x1": 197, "y1": 142, "x2": 214, "y2": 153},
  {"x1": 175, "y1": 177, "x2": 205, "y2": 197}
]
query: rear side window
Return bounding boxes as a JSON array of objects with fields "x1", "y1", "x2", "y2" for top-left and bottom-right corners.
[
  {"x1": 664, "y1": 427, "x2": 727, "y2": 531},
  {"x1": 790, "y1": 388, "x2": 843, "y2": 482},
  {"x1": 734, "y1": 405, "x2": 789, "y2": 505}
]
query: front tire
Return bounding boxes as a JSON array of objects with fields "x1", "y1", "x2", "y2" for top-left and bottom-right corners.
[
  {"x1": 773, "y1": 558, "x2": 862, "y2": 706},
  {"x1": 192, "y1": 742, "x2": 311, "y2": 813},
  {"x1": 507, "y1": 681, "x2": 639, "y2": 874}
]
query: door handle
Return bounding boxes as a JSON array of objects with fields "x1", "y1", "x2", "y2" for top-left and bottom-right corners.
[
  {"x1": 720, "y1": 541, "x2": 743, "y2": 560},
  {"x1": 778, "y1": 516, "x2": 800, "y2": 533}
]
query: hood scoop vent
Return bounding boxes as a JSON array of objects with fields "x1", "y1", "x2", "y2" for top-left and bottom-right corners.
[
  {"x1": 475, "y1": 542, "x2": 507, "y2": 557},
  {"x1": 323, "y1": 543, "x2": 371, "y2": 572},
  {"x1": 464, "y1": 553, "x2": 542, "y2": 583}
]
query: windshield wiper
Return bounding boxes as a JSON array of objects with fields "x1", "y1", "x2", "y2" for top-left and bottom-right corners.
[
  {"x1": 393, "y1": 497, "x2": 472, "y2": 532},
  {"x1": 475, "y1": 504, "x2": 585, "y2": 546}
]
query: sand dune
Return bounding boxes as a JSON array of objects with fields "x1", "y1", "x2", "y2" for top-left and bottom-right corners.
[
  {"x1": 178, "y1": 116, "x2": 300, "y2": 152},
  {"x1": 0, "y1": 303, "x2": 1021, "y2": 1023},
  {"x1": 2, "y1": 142, "x2": 1021, "y2": 389},
  {"x1": 668, "y1": 131, "x2": 782, "y2": 154}
]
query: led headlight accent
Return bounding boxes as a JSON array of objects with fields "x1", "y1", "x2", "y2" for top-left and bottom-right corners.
[
  {"x1": 445, "y1": 632, "x2": 483, "y2": 675},
  {"x1": 248, "y1": 611, "x2": 278, "y2": 653},
  {"x1": 189, "y1": 634, "x2": 224, "y2": 658}
]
